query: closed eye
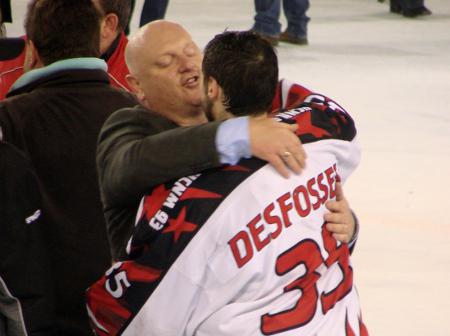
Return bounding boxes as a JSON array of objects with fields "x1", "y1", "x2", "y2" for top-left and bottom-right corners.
[{"x1": 156, "y1": 54, "x2": 174, "y2": 67}]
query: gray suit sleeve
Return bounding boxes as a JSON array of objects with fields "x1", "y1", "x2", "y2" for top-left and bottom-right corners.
[{"x1": 97, "y1": 107, "x2": 222, "y2": 208}]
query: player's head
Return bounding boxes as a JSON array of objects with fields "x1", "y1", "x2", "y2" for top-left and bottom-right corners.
[
  {"x1": 92, "y1": 0, "x2": 132, "y2": 54},
  {"x1": 24, "y1": 0, "x2": 101, "y2": 68},
  {"x1": 125, "y1": 20, "x2": 206, "y2": 126},
  {"x1": 202, "y1": 30, "x2": 278, "y2": 121}
]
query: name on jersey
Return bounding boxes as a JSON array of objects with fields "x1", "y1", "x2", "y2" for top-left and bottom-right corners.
[
  {"x1": 273, "y1": 106, "x2": 311, "y2": 122},
  {"x1": 228, "y1": 164, "x2": 338, "y2": 268},
  {"x1": 148, "y1": 174, "x2": 200, "y2": 230}
]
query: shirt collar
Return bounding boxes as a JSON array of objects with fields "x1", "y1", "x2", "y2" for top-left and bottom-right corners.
[
  {"x1": 101, "y1": 33, "x2": 122, "y2": 62},
  {"x1": 11, "y1": 57, "x2": 108, "y2": 91}
]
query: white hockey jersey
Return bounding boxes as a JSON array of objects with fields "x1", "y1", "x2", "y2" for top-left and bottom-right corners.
[{"x1": 87, "y1": 103, "x2": 368, "y2": 336}]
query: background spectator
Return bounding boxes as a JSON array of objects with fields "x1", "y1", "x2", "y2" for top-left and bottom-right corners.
[
  {"x1": 0, "y1": 0, "x2": 136, "y2": 334},
  {"x1": 0, "y1": 0, "x2": 12, "y2": 36},
  {"x1": 389, "y1": 0, "x2": 431, "y2": 17},
  {"x1": 252, "y1": 0, "x2": 310, "y2": 46},
  {"x1": 140, "y1": 0, "x2": 169, "y2": 26},
  {"x1": 128, "y1": 0, "x2": 169, "y2": 33},
  {"x1": 0, "y1": 0, "x2": 133, "y2": 101}
]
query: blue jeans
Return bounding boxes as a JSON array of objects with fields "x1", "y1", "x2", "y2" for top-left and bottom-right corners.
[
  {"x1": 392, "y1": 0, "x2": 424, "y2": 10},
  {"x1": 253, "y1": 0, "x2": 310, "y2": 38},
  {"x1": 139, "y1": 0, "x2": 170, "y2": 27}
]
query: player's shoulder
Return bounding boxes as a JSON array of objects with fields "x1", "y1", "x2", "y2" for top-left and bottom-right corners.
[
  {"x1": 278, "y1": 78, "x2": 313, "y2": 96},
  {"x1": 274, "y1": 103, "x2": 356, "y2": 143}
]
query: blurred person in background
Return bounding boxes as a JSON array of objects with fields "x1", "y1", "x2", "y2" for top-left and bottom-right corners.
[
  {"x1": 128, "y1": 0, "x2": 169, "y2": 33},
  {"x1": 93, "y1": 0, "x2": 133, "y2": 90},
  {"x1": 389, "y1": 0, "x2": 431, "y2": 17},
  {"x1": 0, "y1": 0, "x2": 133, "y2": 100},
  {"x1": 252, "y1": 0, "x2": 310, "y2": 46},
  {"x1": 0, "y1": 0, "x2": 12, "y2": 36},
  {"x1": 0, "y1": 0, "x2": 136, "y2": 334},
  {"x1": 139, "y1": 0, "x2": 169, "y2": 26}
]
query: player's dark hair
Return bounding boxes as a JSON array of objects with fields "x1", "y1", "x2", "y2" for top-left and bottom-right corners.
[
  {"x1": 202, "y1": 30, "x2": 278, "y2": 117},
  {"x1": 25, "y1": 0, "x2": 101, "y2": 65},
  {"x1": 97, "y1": 0, "x2": 132, "y2": 32}
]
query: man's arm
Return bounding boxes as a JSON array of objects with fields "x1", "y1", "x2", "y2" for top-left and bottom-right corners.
[
  {"x1": 324, "y1": 182, "x2": 359, "y2": 253},
  {"x1": 98, "y1": 107, "x2": 305, "y2": 208},
  {"x1": 97, "y1": 107, "x2": 222, "y2": 207}
]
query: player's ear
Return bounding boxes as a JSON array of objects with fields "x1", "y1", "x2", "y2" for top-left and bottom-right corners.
[{"x1": 207, "y1": 76, "x2": 220, "y2": 101}]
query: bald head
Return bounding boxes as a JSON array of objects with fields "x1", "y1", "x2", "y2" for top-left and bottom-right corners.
[
  {"x1": 126, "y1": 20, "x2": 192, "y2": 77},
  {"x1": 124, "y1": 20, "x2": 206, "y2": 126}
]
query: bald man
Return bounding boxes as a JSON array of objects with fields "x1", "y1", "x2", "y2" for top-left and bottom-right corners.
[{"x1": 97, "y1": 20, "x2": 357, "y2": 261}]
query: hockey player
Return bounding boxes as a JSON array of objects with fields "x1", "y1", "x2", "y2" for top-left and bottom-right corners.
[{"x1": 87, "y1": 30, "x2": 368, "y2": 336}]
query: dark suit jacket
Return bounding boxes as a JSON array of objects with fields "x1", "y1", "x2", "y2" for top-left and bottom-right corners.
[{"x1": 97, "y1": 106, "x2": 223, "y2": 260}]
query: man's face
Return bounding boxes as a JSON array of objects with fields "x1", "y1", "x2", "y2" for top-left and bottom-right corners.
[{"x1": 135, "y1": 26, "x2": 204, "y2": 118}]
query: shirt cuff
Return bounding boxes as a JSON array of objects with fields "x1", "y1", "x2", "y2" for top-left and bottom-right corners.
[
  {"x1": 215, "y1": 117, "x2": 251, "y2": 165},
  {"x1": 348, "y1": 210, "x2": 359, "y2": 254}
]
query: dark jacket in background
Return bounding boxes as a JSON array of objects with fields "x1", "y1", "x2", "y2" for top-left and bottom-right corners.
[
  {"x1": 0, "y1": 0, "x2": 12, "y2": 23},
  {"x1": 0, "y1": 141, "x2": 56, "y2": 336},
  {"x1": 0, "y1": 65, "x2": 136, "y2": 335}
]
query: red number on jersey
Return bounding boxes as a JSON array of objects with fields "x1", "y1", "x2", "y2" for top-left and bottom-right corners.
[{"x1": 260, "y1": 224, "x2": 353, "y2": 335}]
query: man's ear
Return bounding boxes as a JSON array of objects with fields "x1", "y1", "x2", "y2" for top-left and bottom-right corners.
[
  {"x1": 99, "y1": 13, "x2": 119, "y2": 54},
  {"x1": 125, "y1": 74, "x2": 145, "y2": 102},
  {"x1": 24, "y1": 40, "x2": 43, "y2": 72},
  {"x1": 207, "y1": 77, "x2": 220, "y2": 100},
  {"x1": 101, "y1": 13, "x2": 119, "y2": 39}
]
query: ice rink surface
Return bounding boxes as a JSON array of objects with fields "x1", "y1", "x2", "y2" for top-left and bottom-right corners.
[{"x1": 5, "y1": 0, "x2": 450, "y2": 334}]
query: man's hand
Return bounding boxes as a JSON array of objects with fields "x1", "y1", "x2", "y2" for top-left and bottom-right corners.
[
  {"x1": 324, "y1": 182, "x2": 356, "y2": 243},
  {"x1": 249, "y1": 116, "x2": 306, "y2": 178}
]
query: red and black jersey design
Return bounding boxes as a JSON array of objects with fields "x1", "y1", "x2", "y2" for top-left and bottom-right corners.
[
  {"x1": 270, "y1": 79, "x2": 348, "y2": 116},
  {"x1": 87, "y1": 101, "x2": 363, "y2": 335},
  {"x1": 271, "y1": 79, "x2": 312, "y2": 112}
]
